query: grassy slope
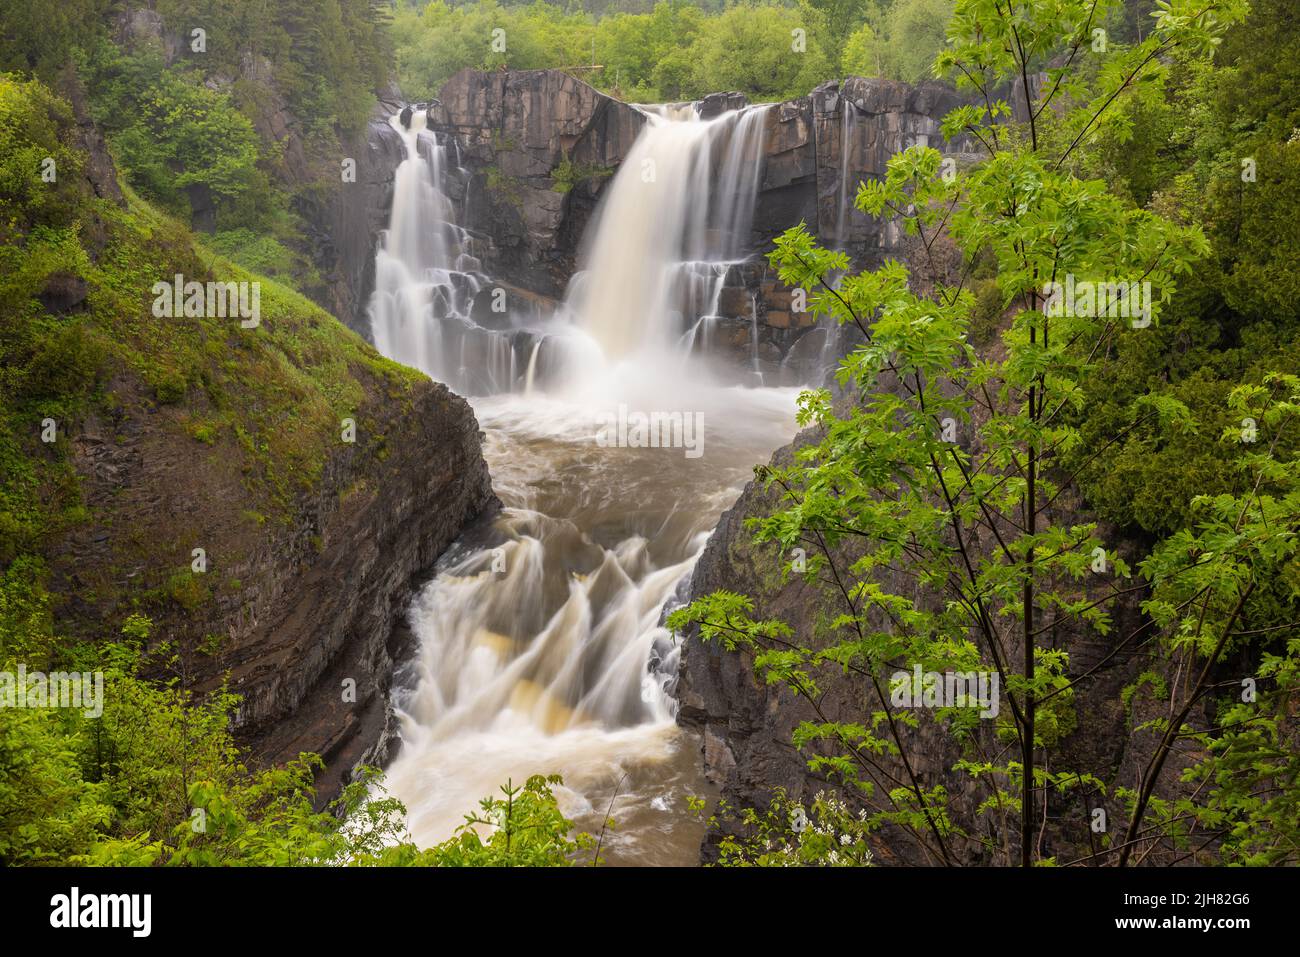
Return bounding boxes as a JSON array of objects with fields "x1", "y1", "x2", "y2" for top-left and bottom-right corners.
[{"x1": 0, "y1": 73, "x2": 425, "y2": 657}]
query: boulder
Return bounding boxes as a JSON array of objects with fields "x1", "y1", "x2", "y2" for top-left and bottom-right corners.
[{"x1": 38, "y1": 270, "x2": 89, "y2": 314}]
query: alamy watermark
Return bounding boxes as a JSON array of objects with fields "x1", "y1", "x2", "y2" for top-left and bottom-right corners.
[
  {"x1": 50, "y1": 887, "x2": 150, "y2": 937},
  {"x1": 594, "y1": 404, "x2": 704, "y2": 459},
  {"x1": 890, "y1": 665, "x2": 1000, "y2": 719},
  {"x1": 0, "y1": 665, "x2": 103, "y2": 718},
  {"x1": 152, "y1": 274, "x2": 260, "y2": 328},
  {"x1": 1042, "y1": 274, "x2": 1152, "y2": 328}
]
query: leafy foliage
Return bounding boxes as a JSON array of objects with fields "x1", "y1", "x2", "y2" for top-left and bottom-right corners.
[
  {"x1": 691, "y1": 788, "x2": 876, "y2": 866},
  {"x1": 108, "y1": 68, "x2": 267, "y2": 221},
  {"x1": 673, "y1": 0, "x2": 1300, "y2": 867},
  {"x1": 843, "y1": 0, "x2": 956, "y2": 84},
  {"x1": 396, "y1": 0, "x2": 850, "y2": 103}
]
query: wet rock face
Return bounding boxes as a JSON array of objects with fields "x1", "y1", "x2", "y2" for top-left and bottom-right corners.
[
  {"x1": 752, "y1": 97, "x2": 818, "y2": 252},
  {"x1": 753, "y1": 77, "x2": 977, "y2": 265},
  {"x1": 324, "y1": 104, "x2": 408, "y2": 339},
  {"x1": 697, "y1": 91, "x2": 750, "y2": 119},
  {"x1": 233, "y1": 380, "x2": 499, "y2": 800}
]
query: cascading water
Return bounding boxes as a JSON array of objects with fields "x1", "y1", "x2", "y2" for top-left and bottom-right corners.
[
  {"x1": 566, "y1": 103, "x2": 770, "y2": 364},
  {"x1": 370, "y1": 102, "x2": 801, "y2": 864},
  {"x1": 834, "y1": 97, "x2": 861, "y2": 247},
  {"x1": 368, "y1": 111, "x2": 533, "y2": 395},
  {"x1": 370, "y1": 112, "x2": 476, "y2": 388}
]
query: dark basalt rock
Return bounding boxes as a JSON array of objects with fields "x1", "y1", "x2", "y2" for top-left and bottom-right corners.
[
  {"x1": 427, "y1": 68, "x2": 648, "y2": 297},
  {"x1": 38, "y1": 270, "x2": 89, "y2": 314},
  {"x1": 234, "y1": 380, "x2": 499, "y2": 801},
  {"x1": 58, "y1": 65, "x2": 125, "y2": 209},
  {"x1": 56, "y1": 373, "x2": 498, "y2": 806},
  {"x1": 698, "y1": 91, "x2": 749, "y2": 119},
  {"x1": 314, "y1": 102, "x2": 408, "y2": 340}
]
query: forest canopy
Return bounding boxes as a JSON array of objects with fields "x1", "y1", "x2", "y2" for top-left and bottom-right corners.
[{"x1": 390, "y1": 0, "x2": 971, "y2": 102}]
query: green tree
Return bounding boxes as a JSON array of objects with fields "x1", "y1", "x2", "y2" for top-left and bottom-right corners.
[
  {"x1": 687, "y1": 3, "x2": 833, "y2": 101},
  {"x1": 802, "y1": 0, "x2": 870, "y2": 69},
  {"x1": 106, "y1": 69, "x2": 269, "y2": 229},
  {"x1": 394, "y1": 0, "x2": 595, "y2": 100},
  {"x1": 392, "y1": 0, "x2": 844, "y2": 103},
  {"x1": 0, "y1": 0, "x2": 109, "y2": 78},
  {"x1": 595, "y1": 1, "x2": 708, "y2": 100},
  {"x1": 841, "y1": 19, "x2": 884, "y2": 78},
  {"x1": 842, "y1": 0, "x2": 956, "y2": 83}
]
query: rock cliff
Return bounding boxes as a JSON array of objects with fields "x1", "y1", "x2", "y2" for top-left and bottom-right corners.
[{"x1": 427, "y1": 68, "x2": 647, "y2": 300}]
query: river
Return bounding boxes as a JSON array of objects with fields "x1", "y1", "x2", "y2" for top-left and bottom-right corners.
[{"x1": 367, "y1": 101, "x2": 804, "y2": 864}]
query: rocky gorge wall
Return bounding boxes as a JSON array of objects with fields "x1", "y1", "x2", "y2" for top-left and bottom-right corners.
[{"x1": 62, "y1": 370, "x2": 497, "y2": 802}]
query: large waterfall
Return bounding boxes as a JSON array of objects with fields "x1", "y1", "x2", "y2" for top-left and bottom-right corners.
[
  {"x1": 566, "y1": 103, "x2": 769, "y2": 362},
  {"x1": 367, "y1": 101, "x2": 800, "y2": 864}
]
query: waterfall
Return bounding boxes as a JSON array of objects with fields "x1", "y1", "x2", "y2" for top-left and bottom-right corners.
[
  {"x1": 367, "y1": 111, "x2": 519, "y2": 394},
  {"x1": 834, "y1": 95, "x2": 860, "y2": 248},
  {"x1": 564, "y1": 104, "x2": 771, "y2": 365},
  {"x1": 369, "y1": 103, "x2": 774, "y2": 398},
  {"x1": 368, "y1": 100, "x2": 798, "y2": 863}
]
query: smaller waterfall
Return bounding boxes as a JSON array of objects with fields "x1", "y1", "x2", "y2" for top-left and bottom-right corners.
[
  {"x1": 368, "y1": 111, "x2": 540, "y2": 396},
  {"x1": 834, "y1": 95, "x2": 860, "y2": 248},
  {"x1": 806, "y1": 90, "x2": 866, "y2": 387}
]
